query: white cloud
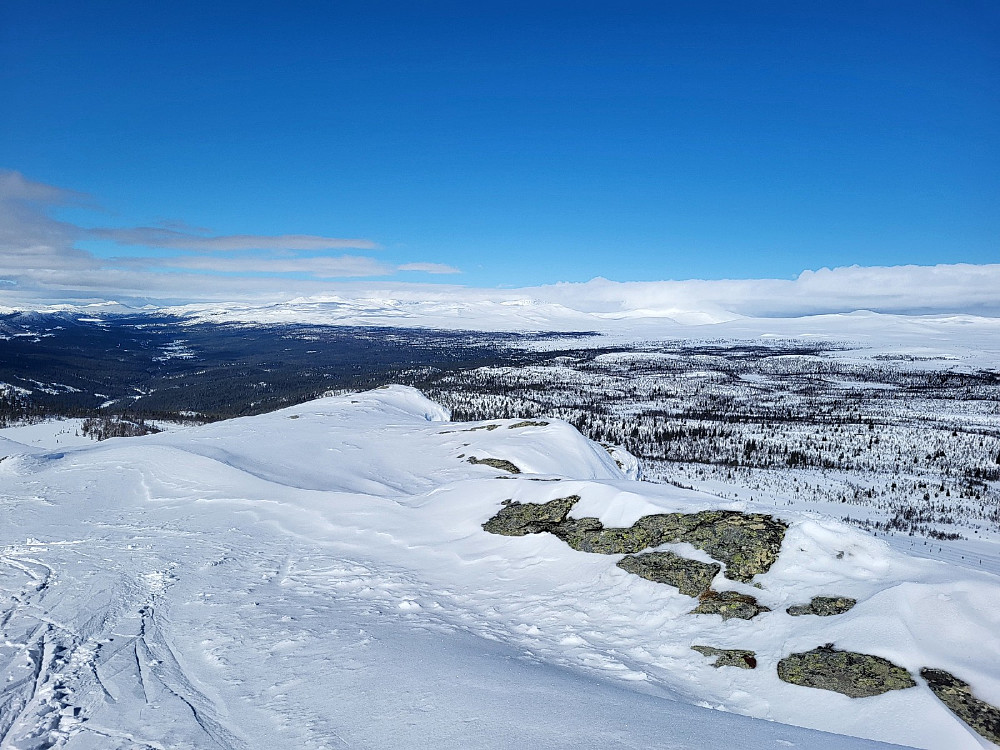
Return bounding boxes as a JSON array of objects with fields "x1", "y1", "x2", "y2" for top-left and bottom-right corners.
[
  {"x1": 397, "y1": 262, "x2": 461, "y2": 274},
  {"x1": 157, "y1": 254, "x2": 393, "y2": 277},
  {"x1": 0, "y1": 170, "x2": 456, "y2": 299},
  {"x1": 89, "y1": 226, "x2": 379, "y2": 251},
  {"x1": 0, "y1": 170, "x2": 87, "y2": 204},
  {"x1": 532, "y1": 265, "x2": 1000, "y2": 319},
  {"x1": 2, "y1": 170, "x2": 998, "y2": 321},
  {"x1": 0, "y1": 170, "x2": 95, "y2": 273}
]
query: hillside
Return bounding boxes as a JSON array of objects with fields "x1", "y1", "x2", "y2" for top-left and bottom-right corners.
[{"x1": 1, "y1": 386, "x2": 998, "y2": 749}]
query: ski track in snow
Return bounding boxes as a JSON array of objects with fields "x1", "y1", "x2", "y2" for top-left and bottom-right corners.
[
  {"x1": 1, "y1": 386, "x2": 997, "y2": 749},
  {"x1": 0, "y1": 529, "x2": 249, "y2": 750}
]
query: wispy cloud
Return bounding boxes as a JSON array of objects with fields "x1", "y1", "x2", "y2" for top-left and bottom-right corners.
[
  {"x1": 89, "y1": 226, "x2": 379, "y2": 252},
  {"x1": 0, "y1": 171, "x2": 97, "y2": 273},
  {"x1": 155, "y1": 253, "x2": 393, "y2": 277},
  {"x1": 2, "y1": 170, "x2": 997, "y2": 321},
  {"x1": 0, "y1": 169, "x2": 88, "y2": 204},
  {"x1": 397, "y1": 262, "x2": 461, "y2": 274},
  {"x1": 0, "y1": 170, "x2": 457, "y2": 300}
]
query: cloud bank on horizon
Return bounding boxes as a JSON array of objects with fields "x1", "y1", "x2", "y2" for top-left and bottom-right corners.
[{"x1": 1, "y1": 169, "x2": 998, "y2": 321}]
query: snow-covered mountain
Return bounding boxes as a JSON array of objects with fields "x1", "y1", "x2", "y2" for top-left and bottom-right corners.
[{"x1": 1, "y1": 386, "x2": 998, "y2": 749}]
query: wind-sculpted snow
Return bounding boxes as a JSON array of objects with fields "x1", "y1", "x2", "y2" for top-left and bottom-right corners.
[{"x1": 0, "y1": 386, "x2": 998, "y2": 749}]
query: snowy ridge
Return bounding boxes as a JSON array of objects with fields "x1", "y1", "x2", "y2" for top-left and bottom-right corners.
[{"x1": 1, "y1": 386, "x2": 997, "y2": 748}]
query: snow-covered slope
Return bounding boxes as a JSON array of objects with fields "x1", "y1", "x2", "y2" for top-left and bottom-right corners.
[{"x1": 1, "y1": 386, "x2": 997, "y2": 749}]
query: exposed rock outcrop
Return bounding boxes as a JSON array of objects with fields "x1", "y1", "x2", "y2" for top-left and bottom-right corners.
[
  {"x1": 920, "y1": 668, "x2": 1000, "y2": 746},
  {"x1": 690, "y1": 589, "x2": 770, "y2": 620},
  {"x1": 691, "y1": 645, "x2": 757, "y2": 669},
  {"x1": 468, "y1": 456, "x2": 521, "y2": 473},
  {"x1": 617, "y1": 552, "x2": 720, "y2": 597},
  {"x1": 777, "y1": 645, "x2": 916, "y2": 698},
  {"x1": 483, "y1": 498, "x2": 788, "y2": 611},
  {"x1": 787, "y1": 596, "x2": 857, "y2": 617},
  {"x1": 658, "y1": 511, "x2": 788, "y2": 584},
  {"x1": 550, "y1": 515, "x2": 651, "y2": 555},
  {"x1": 558, "y1": 511, "x2": 786, "y2": 582},
  {"x1": 482, "y1": 497, "x2": 578, "y2": 536},
  {"x1": 486, "y1": 499, "x2": 787, "y2": 583}
]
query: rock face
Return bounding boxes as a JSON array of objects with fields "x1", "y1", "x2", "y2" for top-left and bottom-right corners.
[
  {"x1": 617, "y1": 552, "x2": 720, "y2": 597},
  {"x1": 777, "y1": 645, "x2": 916, "y2": 698},
  {"x1": 691, "y1": 645, "x2": 757, "y2": 669},
  {"x1": 481, "y1": 497, "x2": 578, "y2": 536},
  {"x1": 690, "y1": 590, "x2": 771, "y2": 620},
  {"x1": 787, "y1": 596, "x2": 857, "y2": 617},
  {"x1": 921, "y1": 668, "x2": 1000, "y2": 745},
  {"x1": 468, "y1": 456, "x2": 521, "y2": 474}
]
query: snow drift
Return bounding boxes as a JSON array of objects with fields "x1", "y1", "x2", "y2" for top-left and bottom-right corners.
[{"x1": 1, "y1": 386, "x2": 998, "y2": 749}]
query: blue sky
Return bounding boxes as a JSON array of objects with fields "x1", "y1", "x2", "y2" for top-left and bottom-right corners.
[{"x1": 1, "y1": 0, "x2": 997, "y2": 297}]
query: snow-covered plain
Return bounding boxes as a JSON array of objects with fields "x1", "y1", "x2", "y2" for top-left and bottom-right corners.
[
  {"x1": 161, "y1": 299, "x2": 1000, "y2": 361},
  {"x1": 2, "y1": 386, "x2": 998, "y2": 749},
  {"x1": 11, "y1": 291, "x2": 1000, "y2": 365}
]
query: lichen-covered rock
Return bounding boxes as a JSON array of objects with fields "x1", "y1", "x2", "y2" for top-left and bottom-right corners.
[
  {"x1": 777, "y1": 645, "x2": 916, "y2": 698},
  {"x1": 482, "y1": 498, "x2": 787, "y2": 583},
  {"x1": 787, "y1": 596, "x2": 857, "y2": 617},
  {"x1": 508, "y1": 420, "x2": 549, "y2": 429},
  {"x1": 551, "y1": 509, "x2": 787, "y2": 581},
  {"x1": 468, "y1": 456, "x2": 521, "y2": 473},
  {"x1": 617, "y1": 552, "x2": 720, "y2": 597},
  {"x1": 551, "y1": 516, "x2": 657, "y2": 554},
  {"x1": 671, "y1": 511, "x2": 788, "y2": 583},
  {"x1": 691, "y1": 645, "x2": 757, "y2": 669},
  {"x1": 921, "y1": 668, "x2": 1000, "y2": 745},
  {"x1": 481, "y1": 496, "x2": 578, "y2": 536},
  {"x1": 690, "y1": 590, "x2": 770, "y2": 620}
]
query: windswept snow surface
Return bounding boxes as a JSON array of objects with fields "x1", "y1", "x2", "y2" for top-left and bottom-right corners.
[{"x1": 1, "y1": 387, "x2": 997, "y2": 749}]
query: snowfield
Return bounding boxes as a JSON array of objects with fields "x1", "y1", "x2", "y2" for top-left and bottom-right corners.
[{"x1": 1, "y1": 386, "x2": 998, "y2": 749}]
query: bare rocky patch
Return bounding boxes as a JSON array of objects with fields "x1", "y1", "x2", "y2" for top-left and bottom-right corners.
[
  {"x1": 691, "y1": 645, "x2": 757, "y2": 669},
  {"x1": 482, "y1": 497, "x2": 577, "y2": 536},
  {"x1": 920, "y1": 667, "x2": 1000, "y2": 746},
  {"x1": 690, "y1": 589, "x2": 770, "y2": 620},
  {"x1": 787, "y1": 596, "x2": 857, "y2": 617},
  {"x1": 551, "y1": 511, "x2": 786, "y2": 583},
  {"x1": 777, "y1": 645, "x2": 916, "y2": 698},
  {"x1": 485, "y1": 499, "x2": 788, "y2": 583},
  {"x1": 617, "y1": 552, "x2": 720, "y2": 597},
  {"x1": 468, "y1": 456, "x2": 521, "y2": 473},
  {"x1": 482, "y1": 496, "x2": 788, "y2": 600}
]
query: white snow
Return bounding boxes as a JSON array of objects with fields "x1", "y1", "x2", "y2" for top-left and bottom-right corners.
[
  {"x1": 1, "y1": 386, "x2": 997, "y2": 749},
  {"x1": 0, "y1": 419, "x2": 93, "y2": 450}
]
